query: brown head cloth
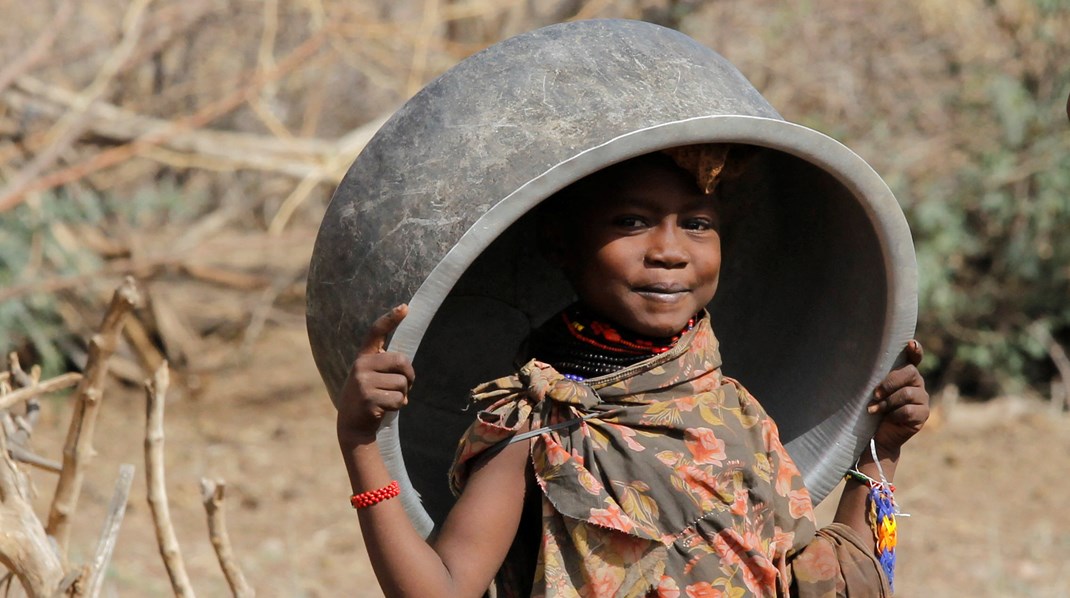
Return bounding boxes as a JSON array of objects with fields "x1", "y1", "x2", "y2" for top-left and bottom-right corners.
[{"x1": 661, "y1": 143, "x2": 755, "y2": 195}]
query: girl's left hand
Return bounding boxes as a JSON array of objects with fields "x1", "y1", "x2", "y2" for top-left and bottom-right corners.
[{"x1": 868, "y1": 340, "x2": 930, "y2": 454}]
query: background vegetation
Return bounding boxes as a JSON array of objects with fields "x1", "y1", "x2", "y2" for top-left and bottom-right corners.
[{"x1": 3, "y1": 0, "x2": 1067, "y2": 402}]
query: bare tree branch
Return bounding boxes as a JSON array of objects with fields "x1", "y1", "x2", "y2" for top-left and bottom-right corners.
[
  {"x1": 0, "y1": 0, "x2": 75, "y2": 95},
  {"x1": 4, "y1": 353, "x2": 45, "y2": 456},
  {"x1": 406, "y1": 0, "x2": 442, "y2": 96},
  {"x1": 144, "y1": 362, "x2": 196, "y2": 598},
  {"x1": 1, "y1": 76, "x2": 389, "y2": 214},
  {"x1": 0, "y1": 228, "x2": 314, "y2": 305},
  {"x1": 7, "y1": 446, "x2": 62, "y2": 473},
  {"x1": 200, "y1": 479, "x2": 255, "y2": 598},
  {"x1": 77, "y1": 464, "x2": 136, "y2": 598},
  {"x1": 1029, "y1": 322, "x2": 1070, "y2": 412},
  {"x1": 0, "y1": 421, "x2": 64, "y2": 597},
  {"x1": 6, "y1": 352, "x2": 37, "y2": 389},
  {"x1": 3, "y1": 78, "x2": 344, "y2": 180},
  {"x1": 46, "y1": 277, "x2": 142, "y2": 557},
  {"x1": 0, "y1": 29, "x2": 329, "y2": 213},
  {"x1": 0, "y1": 373, "x2": 82, "y2": 412},
  {"x1": 0, "y1": 0, "x2": 152, "y2": 210}
]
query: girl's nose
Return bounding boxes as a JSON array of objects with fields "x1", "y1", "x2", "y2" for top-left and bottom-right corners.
[{"x1": 644, "y1": 224, "x2": 688, "y2": 268}]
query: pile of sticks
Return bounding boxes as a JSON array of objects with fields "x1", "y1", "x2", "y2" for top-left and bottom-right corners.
[{"x1": 0, "y1": 278, "x2": 252, "y2": 597}]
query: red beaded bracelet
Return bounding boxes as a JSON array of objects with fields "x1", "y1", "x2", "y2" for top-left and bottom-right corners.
[{"x1": 350, "y1": 480, "x2": 400, "y2": 509}]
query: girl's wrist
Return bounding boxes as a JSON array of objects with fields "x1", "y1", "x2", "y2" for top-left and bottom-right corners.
[
  {"x1": 851, "y1": 440, "x2": 900, "y2": 487},
  {"x1": 338, "y1": 424, "x2": 380, "y2": 452},
  {"x1": 339, "y1": 434, "x2": 390, "y2": 493},
  {"x1": 869, "y1": 441, "x2": 902, "y2": 463},
  {"x1": 854, "y1": 437, "x2": 901, "y2": 465},
  {"x1": 337, "y1": 409, "x2": 385, "y2": 447}
]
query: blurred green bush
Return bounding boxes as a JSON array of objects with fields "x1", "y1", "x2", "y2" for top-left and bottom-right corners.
[
  {"x1": 1, "y1": 193, "x2": 102, "y2": 374},
  {"x1": 904, "y1": 4, "x2": 1070, "y2": 395},
  {"x1": 911, "y1": 91, "x2": 1070, "y2": 394}
]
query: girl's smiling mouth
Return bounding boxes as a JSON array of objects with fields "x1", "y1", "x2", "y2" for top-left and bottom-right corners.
[{"x1": 634, "y1": 283, "x2": 690, "y2": 302}]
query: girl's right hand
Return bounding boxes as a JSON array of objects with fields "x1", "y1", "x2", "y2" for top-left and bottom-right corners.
[{"x1": 337, "y1": 304, "x2": 416, "y2": 447}]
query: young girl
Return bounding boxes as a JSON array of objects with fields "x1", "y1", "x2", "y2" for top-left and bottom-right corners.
[{"x1": 336, "y1": 149, "x2": 929, "y2": 597}]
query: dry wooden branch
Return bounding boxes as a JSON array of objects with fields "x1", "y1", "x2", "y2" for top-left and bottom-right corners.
[
  {"x1": 141, "y1": 289, "x2": 203, "y2": 371},
  {"x1": 0, "y1": 253, "x2": 170, "y2": 306},
  {"x1": 0, "y1": 0, "x2": 152, "y2": 210},
  {"x1": 3, "y1": 353, "x2": 46, "y2": 455},
  {"x1": 46, "y1": 277, "x2": 142, "y2": 556},
  {"x1": 2, "y1": 75, "x2": 389, "y2": 202},
  {"x1": 0, "y1": 29, "x2": 329, "y2": 213},
  {"x1": 26, "y1": 0, "x2": 211, "y2": 78},
  {"x1": 0, "y1": 372, "x2": 82, "y2": 412},
  {"x1": 77, "y1": 464, "x2": 136, "y2": 598},
  {"x1": 7, "y1": 446, "x2": 62, "y2": 474},
  {"x1": 4, "y1": 78, "x2": 339, "y2": 180},
  {"x1": 115, "y1": 0, "x2": 217, "y2": 80},
  {"x1": 1, "y1": 357, "x2": 63, "y2": 471},
  {"x1": 178, "y1": 264, "x2": 273, "y2": 291},
  {"x1": 407, "y1": 0, "x2": 442, "y2": 96},
  {"x1": 144, "y1": 362, "x2": 196, "y2": 598},
  {"x1": 1049, "y1": 347, "x2": 1070, "y2": 411},
  {"x1": 6, "y1": 352, "x2": 37, "y2": 388},
  {"x1": 122, "y1": 316, "x2": 167, "y2": 376},
  {"x1": 1030, "y1": 323, "x2": 1070, "y2": 411},
  {"x1": 266, "y1": 112, "x2": 391, "y2": 234},
  {"x1": 8, "y1": 406, "x2": 40, "y2": 447},
  {"x1": 200, "y1": 479, "x2": 254, "y2": 598},
  {"x1": 0, "y1": 420, "x2": 64, "y2": 597},
  {"x1": 0, "y1": 228, "x2": 314, "y2": 305},
  {"x1": 0, "y1": 0, "x2": 74, "y2": 95},
  {"x1": 237, "y1": 273, "x2": 294, "y2": 357}
]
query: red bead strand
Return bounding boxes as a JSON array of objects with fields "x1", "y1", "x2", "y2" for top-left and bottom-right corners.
[{"x1": 350, "y1": 480, "x2": 401, "y2": 509}]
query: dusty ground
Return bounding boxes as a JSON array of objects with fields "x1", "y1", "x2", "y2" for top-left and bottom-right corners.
[{"x1": 21, "y1": 294, "x2": 1070, "y2": 597}]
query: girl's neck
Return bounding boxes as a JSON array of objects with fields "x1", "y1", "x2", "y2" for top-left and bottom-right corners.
[
  {"x1": 528, "y1": 304, "x2": 700, "y2": 382},
  {"x1": 563, "y1": 304, "x2": 697, "y2": 356}
]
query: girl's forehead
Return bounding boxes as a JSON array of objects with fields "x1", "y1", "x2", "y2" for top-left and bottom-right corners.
[
  {"x1": 582, "y1": 164, "x2": 716, "y2": 210},
  {"x1": 540, "y1": 151, "x2": 722, "y2": 221},
  {"x1": 596, "y1": 192, "x2": 718, "y2": 212}
]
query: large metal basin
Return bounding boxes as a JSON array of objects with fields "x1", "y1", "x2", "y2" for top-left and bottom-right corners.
[{"x1": 307, "y1": 19, "x2": 917, "y2": 536}]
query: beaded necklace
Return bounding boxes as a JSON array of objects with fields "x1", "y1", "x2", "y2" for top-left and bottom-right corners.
[
  {"x1": 531, "y1": 305, "x2": 699, "y2": 382},
  {"x1": 561, "y1": 306, "x2": 696, "y2": 356}
]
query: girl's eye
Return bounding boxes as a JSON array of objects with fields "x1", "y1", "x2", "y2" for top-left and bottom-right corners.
[
  {"x1": 614, "y1": 215, "x2": 647, "y2": 229},
  {"x1": 683, "y1": 217, "x2": 716, "y2": 231}
]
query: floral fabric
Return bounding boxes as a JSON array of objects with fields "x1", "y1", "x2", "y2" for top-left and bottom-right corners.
[{"x1": 450, "y1": 316, "x2": 891, "y2": 597}]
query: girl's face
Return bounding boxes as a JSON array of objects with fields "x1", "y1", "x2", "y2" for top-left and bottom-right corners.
[{"x1": 561, "y1": 156, "x2": 722, "y2": 337}]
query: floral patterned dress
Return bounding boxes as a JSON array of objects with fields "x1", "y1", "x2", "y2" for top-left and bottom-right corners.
[{"x1": 450, "y1": 316, "x2": 891, "y2": 598}]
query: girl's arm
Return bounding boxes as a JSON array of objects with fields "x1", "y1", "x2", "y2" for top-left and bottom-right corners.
[
  {"x1": 832, "y1": 340, "x2": 929, "y2": 550},
  {"x1": 338, "y1": 305, "x2": 528, "y2": 597}
]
